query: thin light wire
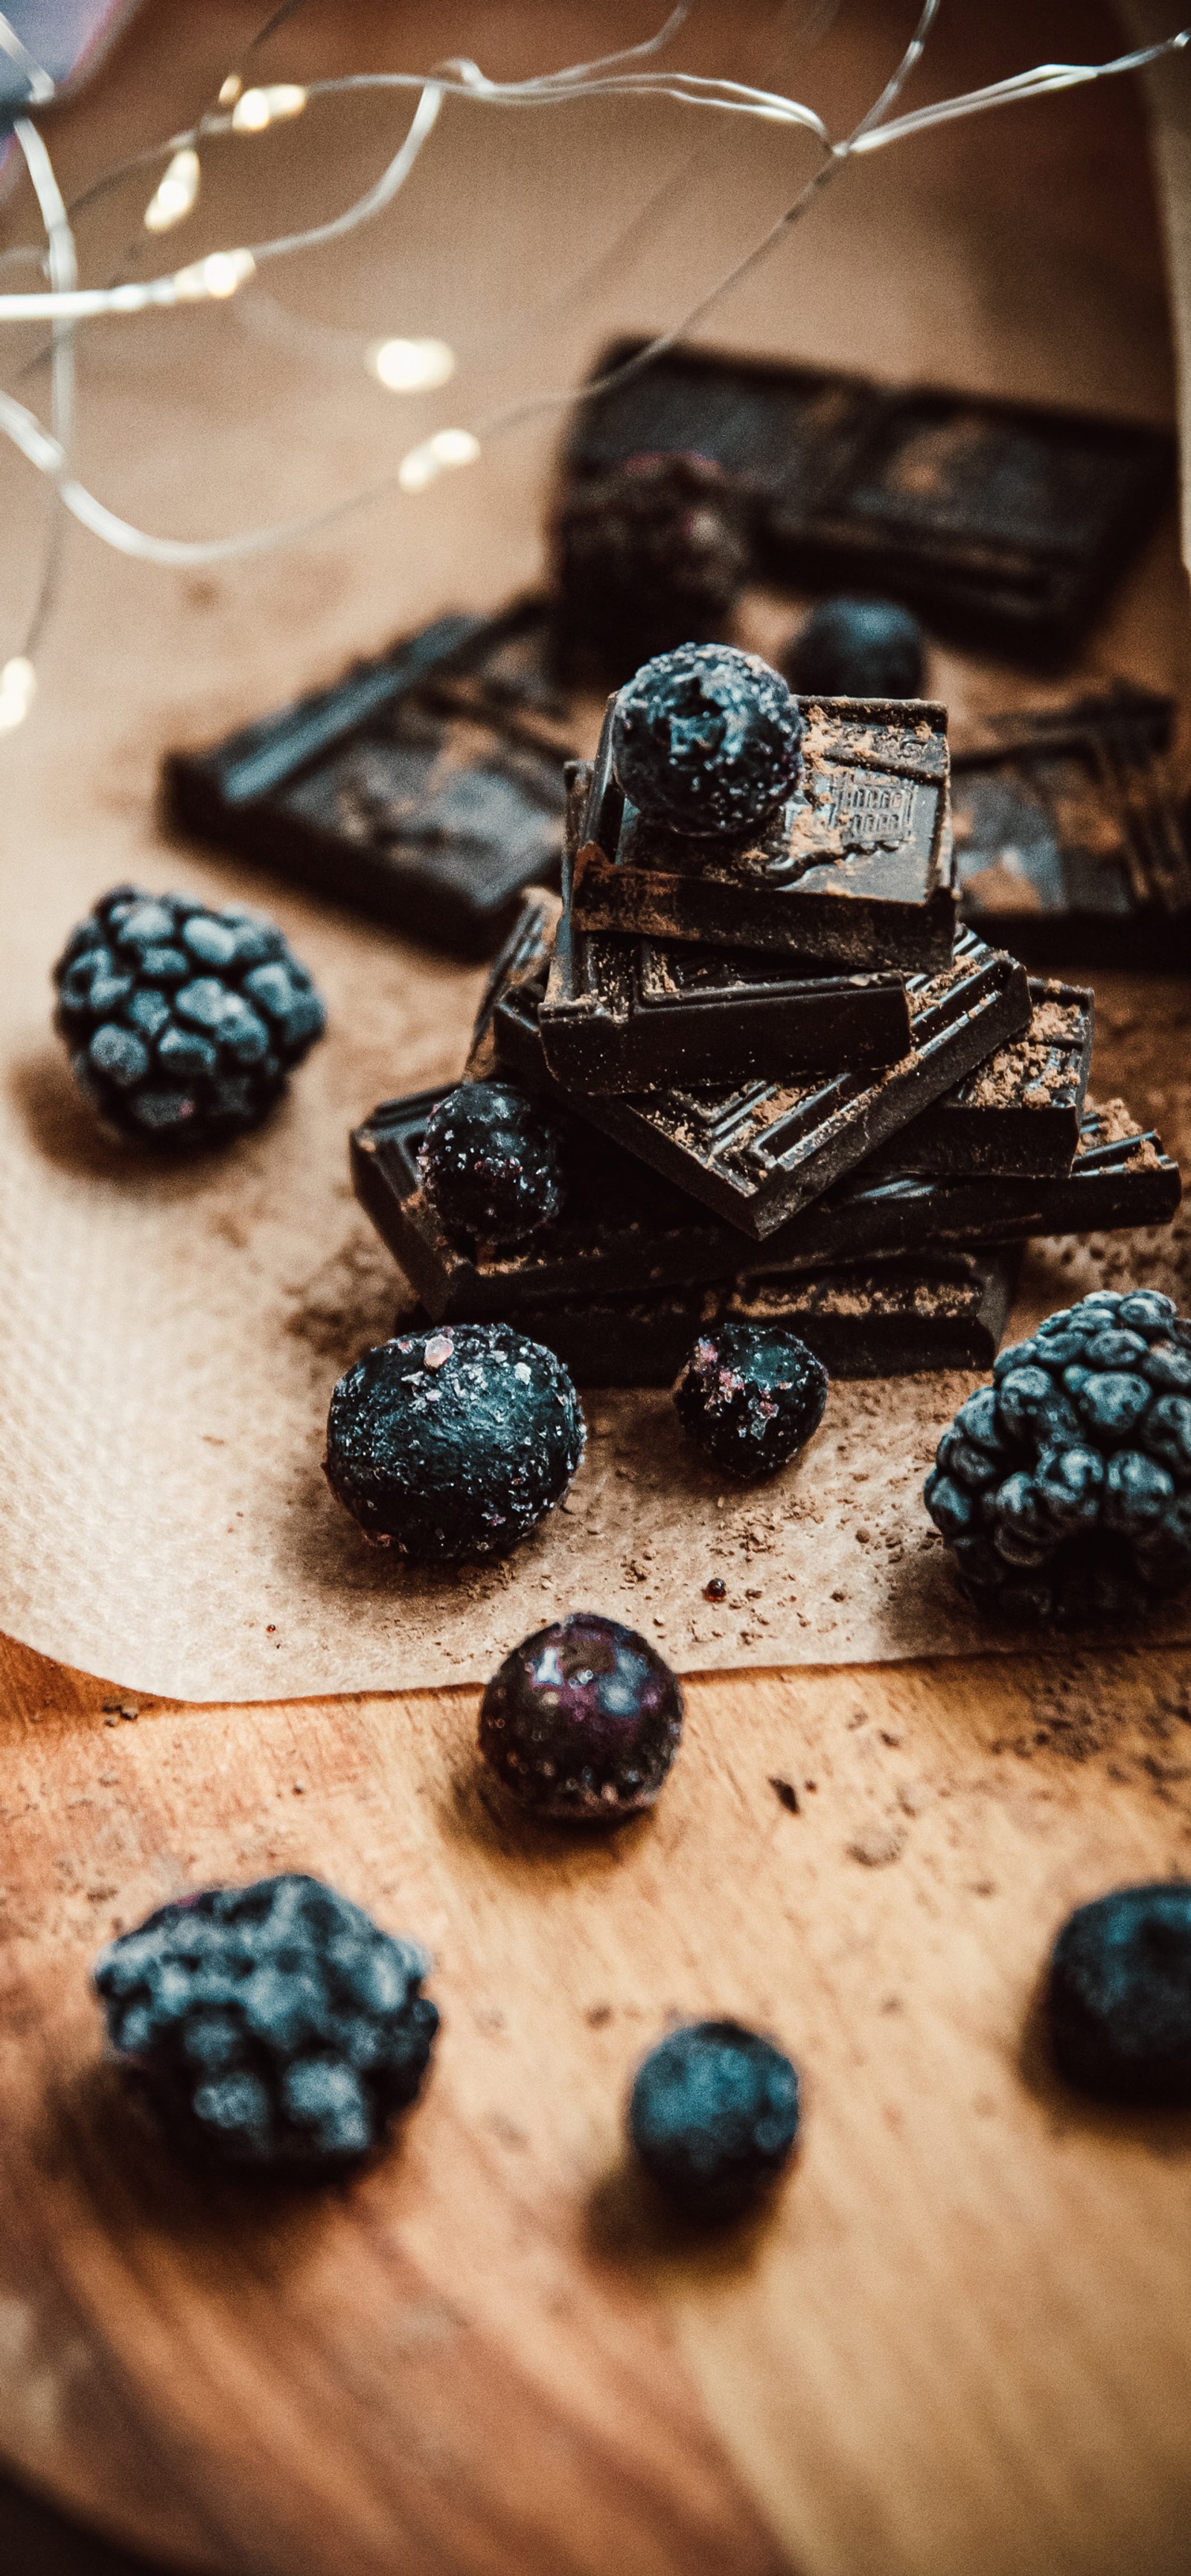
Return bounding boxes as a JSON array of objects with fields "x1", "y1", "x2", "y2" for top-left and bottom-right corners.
[
  {"x1": 12, "y1": 118, "x2": 75, "y2": 657},
  {"x1": 0, "y1": 8, "x2": 1187, "y2": 583}
]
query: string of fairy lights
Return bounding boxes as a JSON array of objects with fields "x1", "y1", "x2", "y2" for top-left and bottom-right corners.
[{"x1": 0, "y1": 0, "x2": 1188, "y2": 734}]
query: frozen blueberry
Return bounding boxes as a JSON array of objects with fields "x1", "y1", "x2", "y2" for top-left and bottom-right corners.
[
  {"x1": 53, "y1": 885, "x2": 325, "y2": 1147},
  {"x1": 629, "y1": 2021, "x2": 800, "y2": 2219},
  {"x1": 923, "y1": 1289, "x2": 1191, "y2": 1623},
  {"x1": 1047, "y1": 1883, "x2": 1191, "y2": 2104},
  {"x1": 418, "y1": 1081, "x2": 567, "y2": 1246},
  {"x1": 782, "y1": 596, "x2": 925, "y2": 701},
  {"x1": 324, "y1": 1323, "x2": 585, "y2": 1562},
  {"x1": 610, "y1": 643, "x2": 804, "y2": 838},
  {"x1": 94, "y1": 1873, "x2": 438, "y2": 2173},
  {"x1": 553, "y1": 452, "x2": 750, "y2": 678},
  {"x1": 673, "y1": 1322, "x2": 828, "y2": 1481},
  {"x1": 479, "y1": 1611, "x2": 683, "y2": 1822}
]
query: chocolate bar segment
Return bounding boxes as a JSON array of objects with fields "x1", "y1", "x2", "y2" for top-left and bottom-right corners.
[
  {"x1": 508, "y1": 928, "x2": 1032, "y2": 1240},
  {"x1": 354, "y1": 1088, "x2": 1178, "y2": 1323},
  {"x1": 952, "y1": 690, "x2": 1191, "y2": 969},
  {"x1": 394, "y1": 1251, "x2": 1020, "y2": 1386},
  {"x1": 730, "y1": 1252, "x2": 1021, "y2": 1380},
  {"x1": 570, "y1": 690, "x2": 956, "y2": 970},
  {"x1": 540, "y1": 874, "x2": 913, "y2": 1094},
  {"x1": 168, "y1": 601, "x2": 575, "y2": 959},
  {"x1": 864, "y1": 975, "x2": 1093, "y2": 1178},
  {"x1": 565, "y1": 339, "x2": 1175, "y2": 659}
]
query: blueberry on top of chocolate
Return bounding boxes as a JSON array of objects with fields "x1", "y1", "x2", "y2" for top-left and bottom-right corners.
[
  {"x1": 479, "y1": 1610, "x2": 683, "y2": 1822},
  {"x1": 53, "y1": 884, "x2": 325, "y2": 1148},
  {"x1": 94, "y1": 1873, "x2": 438, "y2": 2173},
  {"x1": 418, "y1": 1080, "x2": 567, "y2": 1246},
  {"x1": 610, "y1": 644, "x2": 805, "y2": 838},
  {"x1": 674, "y1": 1321, "x2": 828, "y2": 1481},
  {"x1": 783, "y1": 596, "x2": 925, "y2": 702},
  {"x1": 629, "y1": 2020, "x2": 800, "y2": 2219},
  {"x1": 924, "y1": 1288, "x2": 1191, "y2": 1624},
  {"x1": 1047, "y1": 1883, "x2": 1191, "y2": 2104},
  {"x1": 553, "y1": 452, "x2": 750, "y2": 679},
  {"x1": 325, "y1": 1322, "x2": 585, "y2": 1561}
]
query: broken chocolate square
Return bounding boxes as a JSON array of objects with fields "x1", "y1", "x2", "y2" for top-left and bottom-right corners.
[
  {"x1": 168, "y1": 600, "x2": 575, "y2": 958},
  {"x1": 540, "y1": 874, "x2": 913, "y2": 1093},
  {"x1": 569, "y1": 688, "x2": 956, "y2": 971},
  {"x1": 951, "y1": 690, "x2": 1191, "y2": 968},
  {"x1": 863, "y1": 975, "x2": 1093, "y2": 1179}
]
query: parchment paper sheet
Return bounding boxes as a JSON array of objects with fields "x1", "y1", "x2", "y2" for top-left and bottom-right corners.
[{"x1": 1, "y1": 0, "x2": 1189, "y2": 1700}]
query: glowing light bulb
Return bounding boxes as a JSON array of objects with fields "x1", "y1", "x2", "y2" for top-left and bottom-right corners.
[
  {"x1": 0, "y1": 657, "x2": 36, "y2": 733},
  {"x1": 173, "y1": 247, "x2": 256, "y2": 303},
  {"x1": 398, "y1": 428, "x2": 481, "y2": 492},
  {"x1": 232, "y1": 84, "x2": 307, "y2": 133},
  {"x1": 144, "y1": 147, "x2": 200, "y2": 235},
  {"x1": 217, "y1": 74, "x2": 242, "y2": 108},
  {"x1": 369, "y1": 336, "x2": 456, "y2": 394}
]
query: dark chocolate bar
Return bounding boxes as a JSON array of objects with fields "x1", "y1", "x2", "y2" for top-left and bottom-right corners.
[
  {"x1": 540, "y1": 871, "x2": 913, "y2": 1094},
  {"x1": 951, "y1": 690, "x2": 1191, "y2": 969},
  {"x1": 863, "y1": 975, "x2": 1093, "y2": 1179},
  {"x1": 497, "y1": 926, "x2": 1032, "y2": 1240},
  {"x1": 168, "y1": 600, "x2": 575, "y2": 958},
  {"x1": 393, "y1": 1250, "x2": 1020, "y2": 1386},
  {"x1": 570, "y1": 689, "x2": 956, "y2": 970},
  {"x1": 354, "y1": 1088, "x2": 1177, "y2": 1324},
  {"x1": 565, "y1": 339, "x2": 1175, "y2": 659}
]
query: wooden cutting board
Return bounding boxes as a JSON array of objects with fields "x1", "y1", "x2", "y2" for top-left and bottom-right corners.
[{"x1": 2, "y1": 1628, "x2": 1191, "y2": 2576}]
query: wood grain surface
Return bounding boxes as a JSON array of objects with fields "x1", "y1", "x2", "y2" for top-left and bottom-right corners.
[
  {"x1": 2, "y1": 1631, "x2": 1191, "y2": 2576},
  {"x1": 3, "y1": 2, "x2": 1191, "y2": 2572}
]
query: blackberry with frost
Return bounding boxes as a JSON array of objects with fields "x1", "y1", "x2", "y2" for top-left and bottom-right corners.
[
  {"x1": 54, "y1": 884, "x2": 325, "y2": 1147},
  {"x1": 610, "y1": 643, "x2": 804, "y2": 838},
  {"x1": 94, "y1": 1873, "x2": 438, "y2": 2174},
  {"x1": 924, "y1": 1289, "x2": 1191, "y2": 1623}
]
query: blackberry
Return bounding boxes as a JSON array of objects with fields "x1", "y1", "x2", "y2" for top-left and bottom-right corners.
[
  {"x1": 553, "y1": 452, "x2": 750, "y2": 679},
  {"x1": 924, "y1": 1289, "x2": 1191, "y2": 1623},
  {"x1": 324, "y1": 1322, "x2": 585, "y2": 1561},
  {"x1": 94, "y1": 1874, "x2": 437, "y2": 2173},
  {"x1": 418, "y1": 1080, "x2": 567, "y2": 1246},
  {"x1": 629, "y1": 2021, "x2": 800, "y2": 2219},
  {"x1": 1047, "y1": 1883, "x2": 1191, "y2": 2104},
  {"x1": 53, "y1": 884, "x2": 325, "y2": 1148},
  {"x1": 479, "y1": 1611, "x2": 683, "y2": 1822},
  {"x1": 610, "y1": 644, "x2": 804, "y2": 838},
  {"x1": 782, "y1": 596, "x2": 925, "y2": 701},
  {"x1": 674, "y1": 1322, "x2": 828, "y2": 1481}
]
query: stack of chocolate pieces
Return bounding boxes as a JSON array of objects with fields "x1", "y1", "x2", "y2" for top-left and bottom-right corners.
[{"x1": 354, "y1": 648, "x2": 1180, "y2": 1382}]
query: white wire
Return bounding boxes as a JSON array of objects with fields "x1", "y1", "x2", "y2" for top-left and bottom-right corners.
[
  {"x1": 0, "y1": 7, "x2": 1187, "y2": 576},
  {"x1": 12, "y1": 117, "x2": 76, "y2": 656}
]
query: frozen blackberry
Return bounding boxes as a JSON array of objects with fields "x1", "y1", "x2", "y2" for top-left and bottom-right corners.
[
  {"x1": 479, "y1": 1611, "x2": 683, "y2": 1822},
  {"x1": 53, "y1": 884, "x2": 325, "y2": 1148},
  {"x1": 94, "y1": 1873, "x2": 437, "y2": 2173},
  {"x1": 674, "y1": 1322, "x2": 828, "y2": 1481},
  {"x1": 418, "y1": 1080, "x2": 567, "y2": 1247},
  {"x1": 553, "y1": 453, "x2": 750, "y2": 678},
  {"x1": 325, "y1": 1322, "x2": 585, "y2": 1561},
  {"x1": 1047, "y1": 1883, "x2": 1191, "y2": 2104},
  {"x1": 782, "y1": 596, "x2": 925, "y2": 701},
  {"x1": 610, "y1": 644, "x2": 804, "y2": 838},
  {"x1": 924, "y1": 1289, "x2": 1191, "y2": 1624},
  {"x1": 629, "y1": 2021, "x2": 800, "y2": 2220}
]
